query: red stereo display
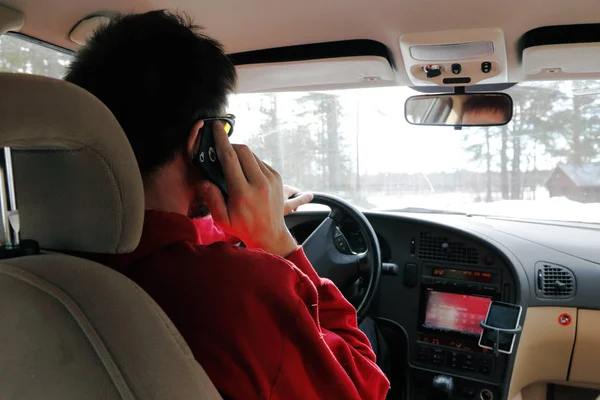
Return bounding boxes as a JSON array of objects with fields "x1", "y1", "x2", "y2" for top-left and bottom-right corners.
[{"x1": 423, "y1": 291, "x2": 491, "y2": 335}]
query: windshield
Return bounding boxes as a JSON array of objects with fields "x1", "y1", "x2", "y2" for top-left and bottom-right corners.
[
  {"x1": 229, "y1": 82, "x2": 600, "y2": 223},
  {"x1": 2, "y1": 34, "x2": 598, "y2": 223}
]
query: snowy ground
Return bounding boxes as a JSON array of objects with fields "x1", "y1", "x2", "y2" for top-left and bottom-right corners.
[
  {"x1": 297, "y1": 190, "x2": 600, "y2": 224},
  {"x1": 369, "y1": 192, "x2": 600, "y2": 224}
]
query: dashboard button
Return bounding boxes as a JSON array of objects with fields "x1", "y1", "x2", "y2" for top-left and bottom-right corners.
[
  {"x1": 448, "y1": 281, "x2": 465, "y2": 289},
  {"x1": 404, "y1": 263, "x2": 418, "y2": 288},
  {"x1": 334, "y1": 236, "x2": 350, "y2": 253},
  {"x1": 417, "y1": 353, "x2": 428, "y2": 362},
  {"x1": 481, "y1": 61, "x2": 492, "y2": 73},
  {"x1": 432, "y1": 357, "x2": 445, "y2": 366},
  {"x1": 479, "y1": 356, "x2": 494, "y2": 374},
  {"x1": 431, "y1": 349, "x2": 446, "y2": 365},
  {"x1": 482, "y1": 284, "x2": 499, "y2": 293}
]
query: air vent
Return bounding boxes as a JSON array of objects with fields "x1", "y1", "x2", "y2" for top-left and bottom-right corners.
[
  {"x1": 535, "y1": 262, "x2": 576, "y2": 299},
  {"x1": 417, "y1": 232, "x2": 479, "y2": 264}
]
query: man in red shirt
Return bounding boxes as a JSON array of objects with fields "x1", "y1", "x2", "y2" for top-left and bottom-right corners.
[{"x1": 66, "y1": 10, "x2": 390, "y2": 399}]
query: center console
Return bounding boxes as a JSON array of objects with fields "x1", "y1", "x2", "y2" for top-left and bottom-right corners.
[{"x1": 409, "y1": 264, "x2": 515, "y2": 400}]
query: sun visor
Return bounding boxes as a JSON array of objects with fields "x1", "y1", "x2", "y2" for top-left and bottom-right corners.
[
  {"x1": 70, "y1": 15, "x2": 111, "y2": 45},
  {"x1": 399, "y1": 28, "x2": 508, "y2": 87},
  {"x1": 235, "y1": 56, "x2": 395, "y2": 93},
  {"x1": 521, "y1": 24, "x2": 600, "y2": 80},
  {"x1": 0, "y1": 4, "x2": 24, "y2": 35},
  {"x1": 523, "y1": 43, "x2": 600, "y2": 75}
]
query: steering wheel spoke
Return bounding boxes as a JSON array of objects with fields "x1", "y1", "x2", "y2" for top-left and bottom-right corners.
[
  {"x1": 357, "y1": 251, "x2": 370, "y2": 272},
  {"x1": 296, "y1": 193, "x2": 382, "y2": 319},
  {"x1": 302, "y1": 216, "x2": 361, "y2": 287}
]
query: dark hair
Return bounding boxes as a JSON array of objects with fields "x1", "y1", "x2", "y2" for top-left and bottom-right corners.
[
  {"x1": 462, "y1": 95, "x2": 512, "y2": 120},
  {"x1": 65, "y1": 10, "x2": 237, "y2": 180}
]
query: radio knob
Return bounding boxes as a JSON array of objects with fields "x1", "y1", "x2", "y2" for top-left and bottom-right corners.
[{"x1": 480, "y1": 388, "x2": 494, "y2": 400}]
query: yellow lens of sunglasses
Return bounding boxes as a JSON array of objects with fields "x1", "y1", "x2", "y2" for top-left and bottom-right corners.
[{"x1": 223, "y1": 122, "x2": 232, "y2": 135}]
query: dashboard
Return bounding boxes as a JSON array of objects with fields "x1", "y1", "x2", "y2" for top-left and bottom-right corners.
[{"x1": 285, "y1": 210, "x2": 600, "y2": 400}]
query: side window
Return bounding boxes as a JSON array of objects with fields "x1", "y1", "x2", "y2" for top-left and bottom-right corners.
[{"x1": 0, "y1": 34, "x2": 72, "y2": 79}]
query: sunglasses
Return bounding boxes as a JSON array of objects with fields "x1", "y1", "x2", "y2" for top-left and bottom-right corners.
[{"x1": 203, "y1": 114, "x2": 236, "y2": 137}]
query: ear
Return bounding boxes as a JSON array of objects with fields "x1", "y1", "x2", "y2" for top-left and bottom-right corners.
[{"x1": 187, "y1": 120, "x2": 205, "y2": 159}]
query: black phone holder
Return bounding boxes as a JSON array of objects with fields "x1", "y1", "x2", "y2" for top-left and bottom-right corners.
[{"x1": 479, "y1": 320, "x2": 522, "y2": 357}]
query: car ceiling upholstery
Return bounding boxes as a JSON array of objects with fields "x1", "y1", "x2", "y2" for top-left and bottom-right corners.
[{"x1": 2, "y1": 0, "x2": 600, "y2": 86}]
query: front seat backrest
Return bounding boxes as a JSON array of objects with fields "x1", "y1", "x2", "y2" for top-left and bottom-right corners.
[{"x1": 0, "y1": 73, "x2": 222, "y2": 400}]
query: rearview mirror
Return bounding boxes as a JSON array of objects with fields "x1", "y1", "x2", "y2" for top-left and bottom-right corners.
[{"x1": 405, "y1": 93, "x2": 513, "y2": 127}]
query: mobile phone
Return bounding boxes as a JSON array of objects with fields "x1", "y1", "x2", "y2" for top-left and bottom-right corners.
[
  {"x1": 478, "y1": 301, "x2": 522, "y2": 354},
  {"x1": 192, "y1": 121, "x2": 229, "y2": 202}
]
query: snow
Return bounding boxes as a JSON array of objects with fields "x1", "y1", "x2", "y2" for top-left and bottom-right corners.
[
  {"x1": 295, "y1": 192, "x2": 600, "y2": 224},
  {"x1": 459, "y1": 197, "x2": 600, "y2": 223},
  {"x1": 370, "y1": 193, "x2": 600, "y2": 223}
]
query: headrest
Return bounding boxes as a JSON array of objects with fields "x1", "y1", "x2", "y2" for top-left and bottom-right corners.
[{"x1": 0, "y1": 73, "x2": 144, "y2": 253}]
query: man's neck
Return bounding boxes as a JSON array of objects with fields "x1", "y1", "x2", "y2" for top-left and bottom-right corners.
[{"x1": 144, "y1": 161, "x2": 190, "y2": 216}]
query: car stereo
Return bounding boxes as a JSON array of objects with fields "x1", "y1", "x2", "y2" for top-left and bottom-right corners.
[{"x1": 413, "y1": 264, "x2": 507, "y2": 384}]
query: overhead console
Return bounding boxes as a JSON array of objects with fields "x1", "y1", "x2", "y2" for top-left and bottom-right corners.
[{"x1": 399, "y1": 28, "x2": 508, "y2": 86}]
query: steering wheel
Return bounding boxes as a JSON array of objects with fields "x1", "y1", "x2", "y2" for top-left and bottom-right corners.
[{"x1": 297, "y1": 193, "x2": 382, "y2": 321}]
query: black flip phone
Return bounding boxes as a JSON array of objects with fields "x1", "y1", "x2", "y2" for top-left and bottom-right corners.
[{"x1": 192, "y1": 122, "x2": 229, "y2": 202}]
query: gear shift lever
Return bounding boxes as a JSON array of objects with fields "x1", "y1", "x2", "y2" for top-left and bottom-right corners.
[{"x1": 432, "y1": 374, "x2": 454, "y2": 398}]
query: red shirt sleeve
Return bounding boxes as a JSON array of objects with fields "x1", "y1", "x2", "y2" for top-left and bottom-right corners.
[
  {"x1": 281, "y1": 248, "x2": 389, "y2": 398},
  {"x1": 134, "y1": 243, "x2": 389, "y2": 400}
]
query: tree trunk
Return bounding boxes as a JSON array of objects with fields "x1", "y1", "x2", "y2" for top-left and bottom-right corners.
[
  {"x1": 500, "y1": 127, "x2": 509, "y2": 199},
  {"x1": 325, "y1": 96, "x2": 341, "y2": 191},
  {"x1": 571, "y1": 93, "x2": 582, "y2": 164},
  {"x1": 511, "y1": 135, "x2": 522, "y2": 199},
  {"x1": 485, "y1": 131, "x2": 492, "y2": 202}
]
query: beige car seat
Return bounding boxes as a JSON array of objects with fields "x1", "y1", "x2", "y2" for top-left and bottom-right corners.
[{"x1": 0, "y1": 72, "x2": 222, "y2": 400}]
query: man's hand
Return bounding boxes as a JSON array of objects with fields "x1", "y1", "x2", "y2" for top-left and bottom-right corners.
[
  {"x1": 201, "y1": 122, "x2": 299, "y2": 258},
  {"x1": 283, "y1": 185, "x2": 313, "y2": 215}
]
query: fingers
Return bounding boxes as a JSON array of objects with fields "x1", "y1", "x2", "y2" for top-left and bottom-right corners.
[
  {"x1": 283, "y1": 185, "x2": 301, "y2": 199},
  {"x1": 233, "y1": 144, "x2": 265, "y2": 184},
  {"x1": 284, "y1": 192, "x2": 314, "y2": 215},
  {"x1": 262, "y1": 160, "x2": 279, "y2": 177},
  {"x1": 252, "y1": 152, "x2": 272, "y2": 177},
  {"x1": 213, "y1": 122, "x2": 246, "y2": 188}
]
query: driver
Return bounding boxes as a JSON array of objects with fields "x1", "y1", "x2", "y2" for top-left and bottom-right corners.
[{"x1": 66, "y1": 10, "x2": 389, "y2": 400}]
